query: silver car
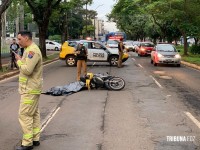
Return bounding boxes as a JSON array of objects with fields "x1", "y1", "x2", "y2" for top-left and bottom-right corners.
[{"x1": 151, "y1": 44, "x2": 181, "y2": 67}]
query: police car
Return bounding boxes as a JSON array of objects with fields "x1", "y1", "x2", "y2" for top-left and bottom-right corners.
[{"x1": 59, "y1": 40, "x2": 129, "y2": 66}]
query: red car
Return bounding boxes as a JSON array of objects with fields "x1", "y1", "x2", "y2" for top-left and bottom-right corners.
[{"x1": 137, "y1": 42, "x2": 154, "y2": 56}]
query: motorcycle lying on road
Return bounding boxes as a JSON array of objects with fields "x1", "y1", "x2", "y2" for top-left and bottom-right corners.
[
  {"x1": 80, "y1": 72, "x2": 125, "y2": 91},
  {"x1": 44, "y1": 72, "x2": 125, "y2": 96}
]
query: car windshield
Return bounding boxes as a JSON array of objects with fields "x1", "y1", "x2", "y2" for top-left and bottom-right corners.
[
  {"x1": 157, "y1": 45, "x2": 176, "y2": 52},
  {"x1": 141, "y1": 43, "x2": 154, "y2": 47},
  {"x1": 107, "y1": 40, "x2": 118, "y2": 44},
  {"x1": 68, "y1": 41, "x2": 78, "y2": 47}
]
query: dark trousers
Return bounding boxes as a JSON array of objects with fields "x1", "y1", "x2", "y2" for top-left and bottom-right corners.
[{"x1": 11, "y1": 53, "x2": 18, "y2": 69}]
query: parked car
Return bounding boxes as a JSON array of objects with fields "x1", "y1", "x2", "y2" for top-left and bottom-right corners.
[
  {"x1": 46, "y1": 40, "x2": 61, "y2": 51},
  {"x1": 151, "y1": 44, "x2": 181, "y2": 67},
  {"x1": 137, "y1": 42, "x2": 154, "y2": 56},
  {"x1": 59, "y1": 40, "x2": 129, "y2": 66},
  {"x1": 105, "y1": 40, "x2": 119, "y2": 48}
]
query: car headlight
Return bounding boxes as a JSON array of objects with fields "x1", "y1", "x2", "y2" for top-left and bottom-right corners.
[
  {"x1": 157, "y1": 53, "x2": 163, "y2": 58},
  {"x1": 140, "y1": 48, "x2": 145, "y2": 51},
  {"x1": 174, "y1": 54, "x2": 181, "y2": 59}
]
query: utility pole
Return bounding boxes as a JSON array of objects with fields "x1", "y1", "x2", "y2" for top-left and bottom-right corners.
[{"x1": 85, "y1": 1, "x2": 88, "y2": 37}]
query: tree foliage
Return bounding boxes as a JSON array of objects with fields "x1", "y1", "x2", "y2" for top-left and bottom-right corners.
[
  {"x1": 24, "y1": 0, "x2": 62, "y2": 58},
  {"x1": 0, "y1": 0, "x2": 12, "y2": 70},
  {"x1": 108, "y1": 0, "x2": 200, "y2": 55}
]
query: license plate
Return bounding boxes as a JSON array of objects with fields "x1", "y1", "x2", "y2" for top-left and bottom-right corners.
[{"x1": 166, "y1": 59, "x2": 172, "y2": 62}]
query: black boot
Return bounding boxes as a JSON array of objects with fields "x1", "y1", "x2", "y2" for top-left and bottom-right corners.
[
  {"x1": 16, "y1": 145, "x2": 33, "y2": 150},
  {"x1": 33, "y1": 141, "x2": 40, "y2": 146}
]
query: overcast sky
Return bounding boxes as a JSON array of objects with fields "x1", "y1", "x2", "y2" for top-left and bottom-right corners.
[{"x1": 87, "y1": 0, "x2": 118, "y2": 32}]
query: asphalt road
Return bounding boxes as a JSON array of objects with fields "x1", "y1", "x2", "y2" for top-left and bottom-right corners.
[{"x1": 0, "y1": 53, "x2": 200, "y2": 150}]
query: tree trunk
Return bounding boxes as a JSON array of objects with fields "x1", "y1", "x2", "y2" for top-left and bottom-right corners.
[
  {"x1": 19, "y1": 5, "x2": 24, "y2": 31},
  {"x1": 0, "y1": 16, "x2": 2, "y2": 70},
  {"x1": 194, "y1": 37, "x2": 198, "y2": 45},
  {"x1": 183, "y1": 32, "x2": 188, "y2": 55},
  {"x1": 38, "y1": 26, "x2": 47, "y2": 58},
  {"x1": 61, "y1": 13, "x2": 68, "y2": 44}
]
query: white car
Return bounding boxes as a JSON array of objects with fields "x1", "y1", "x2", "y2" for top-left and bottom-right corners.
[
  {"x1": 59, "y1": 40, "x2": 129, "y2": 66},
  {"x1": 46, "y1": 40, "x2": 61, "y2": 51}
]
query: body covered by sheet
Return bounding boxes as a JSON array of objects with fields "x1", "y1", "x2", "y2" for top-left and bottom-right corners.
[{"x1": 43, "y1": 81, "x2": 85, "y2": 96}]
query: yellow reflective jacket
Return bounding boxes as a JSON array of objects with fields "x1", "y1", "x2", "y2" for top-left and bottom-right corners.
[{"x1": 17, "y1": 43, "x2": 43, "y2": 95}]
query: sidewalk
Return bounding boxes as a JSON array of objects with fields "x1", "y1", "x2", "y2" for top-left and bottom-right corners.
[{"x1": 0, "y1": 52, "x2": 59, "y2": 80}]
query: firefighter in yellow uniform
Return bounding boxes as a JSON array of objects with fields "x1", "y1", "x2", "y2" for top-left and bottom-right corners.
[{"x1": 15, "y1": 31, "x2": 43, "y2": 150}]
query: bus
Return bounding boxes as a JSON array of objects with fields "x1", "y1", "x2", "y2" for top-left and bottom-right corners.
[{"x1": 105, "y1": 32, "x2": 127, "y2": 42}]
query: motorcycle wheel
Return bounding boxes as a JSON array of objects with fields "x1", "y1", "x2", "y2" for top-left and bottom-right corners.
[{"x1": 107, "y1": 77, "x2": 125, "y2": 91}]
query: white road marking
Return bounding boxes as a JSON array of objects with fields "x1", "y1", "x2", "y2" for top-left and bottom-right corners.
[
  {"x1": 131, "y1": 58, "x2": 136, "y2": 61},
  {"x1": 92, "y1": 62, "x2": 96, "y2": 66},
  {"x1": 41, "y1": 107, "x2": 61, "y2": 132},
  {"x1": 150, "y1": 75, "x2": 163, "y2": 88},
  {"x1": 138, "y1": 64, "x2": 143, "y2": 68},
  {"x1": 185, "y1": 112, "x2": 200, "y2": 129}
]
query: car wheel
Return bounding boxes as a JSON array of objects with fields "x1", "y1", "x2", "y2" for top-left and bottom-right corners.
[
  {"x1": 153, "y1": 62, "x2": 157, "y2": 66},
  {"x1": 151, "y1": 59, "x2": 153, "y2": 64},
  {"x1": 177, "y1": 64, "x2": 181, "y2": 67},
  {"x1": 66, "y1": 55, "x2": 76, "y2": 67},
  {"x1": 109, "y1": 55, "x2": 118, "y2": 66},
  {"x1": 55, "y1": 47, "x2": 59, "y2": 51},
  {"x1": 138, "y1": 53, "x2": 141, "y2": 57}
]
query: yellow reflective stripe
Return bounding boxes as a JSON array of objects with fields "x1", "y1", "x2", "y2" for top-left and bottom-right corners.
[
  {"x1": 87, "y1": 73, "x2": 94, "y2": 79},
  {"x1": 19, "y1": 77, "x2": 27, "y2": 83},
  {"x1": 23, "y1": 99, "x2": 34, "y2": 105},
  {"x1": 86, "y1": 79, "x2": 91, "y2": 90},
  {"x1": 17, "y1": 60, "x2": 23, "y2": 67},
  {"x1": 85, "y1": 73, "x2": 93, "y2": 90},
  {"x1": 33, "y1": 128, "x2": 40, "y2": 134},
  {"x1": 23, "y1": 134, "x2": 33, "y2": 139},
  {"x1": 28, "y1": 90, "x2": 41, "y2": 94}
]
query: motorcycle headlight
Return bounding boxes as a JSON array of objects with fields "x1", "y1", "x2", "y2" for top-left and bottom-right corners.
[
  {"x1": 174, "y1": 54, "x2": 181, "y2": 59},
  {"x1": 157, "y1": 53, "x2": 163, "y2": 58}
]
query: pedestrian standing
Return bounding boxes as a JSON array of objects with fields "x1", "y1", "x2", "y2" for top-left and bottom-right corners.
[
  {"x1": 118, "y1": 38, "x2": 124, "y2": 68},
  {"x1": 10, "y1": 38, "x2": 20, "y2": 69},
  {"x1": 75, "y1": 42, "x2": 88, "y2": 81},
  {"x1": 15, "y1": 31, "x2": 43, "y2": 150}
]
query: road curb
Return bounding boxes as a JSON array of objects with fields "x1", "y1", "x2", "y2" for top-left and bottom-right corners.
[
  {"x1": 0, "y1": 57, "x2": 59, "y2": 81},
  {"x1": 181, "y1": 61, "x2": 200, "y2": 70}
]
